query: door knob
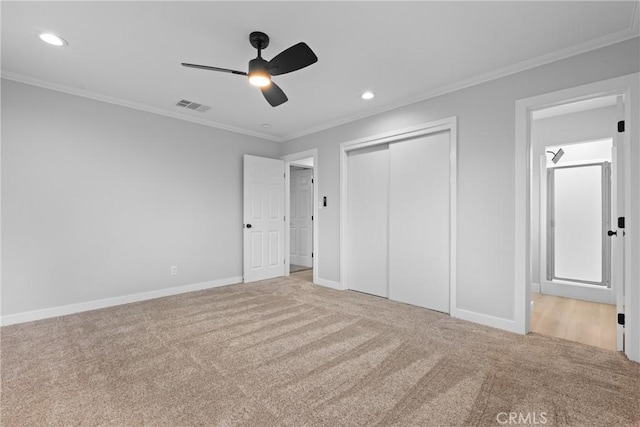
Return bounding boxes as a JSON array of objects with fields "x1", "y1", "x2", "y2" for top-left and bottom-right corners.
[
  {"x1": 246, "y1": 224, "x2": 252, "y2": 229},
  {"x1": 608, "y1": 230, "x2": 617, "y2": 237}
]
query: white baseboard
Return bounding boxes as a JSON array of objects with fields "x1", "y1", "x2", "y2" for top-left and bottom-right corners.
[
  {"x1": 311, "y1": 282, "x2": 518, "y2": 335},
  {"x1": 531, "y1": 282, "x2": 541, "y2": 293},
  {"x1": 452, "y1": 308, "x2": 517, "y2": 333},
  {"x1": 1, "y1": 276, "x2": 242, "y2": 326},
  {"x1": 314, "y1": 277, "x2": 343, "y2": 291}
]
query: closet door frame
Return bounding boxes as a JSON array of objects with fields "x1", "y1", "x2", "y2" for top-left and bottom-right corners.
[{"x1": 339, "y1": 117, "x2": 457, "y2": 315}]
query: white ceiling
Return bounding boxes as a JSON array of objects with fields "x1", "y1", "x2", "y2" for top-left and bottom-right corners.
[{"x1": 2, "y1": 1, "x2": 638, "y2": 142}]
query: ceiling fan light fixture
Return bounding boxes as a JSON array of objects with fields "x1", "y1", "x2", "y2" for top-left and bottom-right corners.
[
  {"x1": 38, "y1": 32, "x2": 67, "y2": 47},
  {"x1": 248, "y1": 57, "x2": 271, "y2": 87},
  {"x1": 248, "y1": 72, "x2": 271, "y2": 87}
]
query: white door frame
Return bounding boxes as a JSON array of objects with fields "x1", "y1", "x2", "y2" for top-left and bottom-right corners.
[
  {"x1": 515, "y1": 73, "x2": 639, "y2": 362},
  {"x1": 282, "y1": 149, "x2": 319, "y2": 285},
  {"x1": 339, "y1": 117, "x2": 457, "y2": 315}
]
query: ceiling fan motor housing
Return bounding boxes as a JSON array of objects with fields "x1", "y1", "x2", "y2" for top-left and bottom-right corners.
[{"x1": 249, "y1": 57, "x2": 269, "y2": 75}]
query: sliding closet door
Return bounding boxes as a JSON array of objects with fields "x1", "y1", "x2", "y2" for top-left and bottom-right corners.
[
  {"x1": 389, "y1": 132, "x2": 450, "y2": 313},
  {"x1": 347, "y1": 145, "x2": 389, "y2": 297}
]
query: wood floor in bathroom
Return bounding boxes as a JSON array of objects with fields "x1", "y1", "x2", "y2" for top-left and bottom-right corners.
[{"x1": 530, "y1": 293, "x2": 617, "y2": 351}]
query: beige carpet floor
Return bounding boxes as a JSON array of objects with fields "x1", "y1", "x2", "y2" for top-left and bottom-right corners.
[{"x1": 1, "y1": 276, "x2": 639, "y2": 426}]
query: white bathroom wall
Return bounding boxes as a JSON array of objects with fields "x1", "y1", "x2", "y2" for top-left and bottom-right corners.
[{"x1": 547, "y1": 139, "x2": 612, "y2": 165}]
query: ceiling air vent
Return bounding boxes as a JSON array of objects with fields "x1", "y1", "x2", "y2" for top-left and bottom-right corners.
[{"x1": 175, "y1": 99, "x2": 211, "y2": 113}]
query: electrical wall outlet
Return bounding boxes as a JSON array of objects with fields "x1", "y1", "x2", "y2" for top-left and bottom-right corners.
[{"x1": 170, "y1": 266, "x2": 178, "y2": 276}]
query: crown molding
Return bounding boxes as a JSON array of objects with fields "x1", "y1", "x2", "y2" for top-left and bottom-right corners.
[
  {"x1": 3, "y1": 25, "x2": 638, "y2": 145},
  {"x1": 0, "y1": 71, "x2": 284, "y2": 143},
  {"x1": 281, "y1": 28, "x2": 640, "y2": 141}
]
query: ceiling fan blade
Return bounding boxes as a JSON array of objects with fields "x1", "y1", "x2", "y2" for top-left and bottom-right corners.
[
  {"x1": 261, "y1": 81, "x2": 288, "y2": 107},
  {"x1": 181, "y1": 63, "x2": 247, "y2": 76},
  {"x1": 266, "y1": 42, "x2": 318, "y2": 76}
]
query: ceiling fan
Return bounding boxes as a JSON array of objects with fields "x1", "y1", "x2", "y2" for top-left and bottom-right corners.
[{"x1": 182, "y1": 31, "x2": 318, "y2": 107}]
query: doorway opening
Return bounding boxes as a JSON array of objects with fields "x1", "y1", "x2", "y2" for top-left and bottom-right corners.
[
  {"x1": 289, "y1": 160, "x2": 314, "y2": 283},
  {"x1": 524, "y1": 91, "x2": 626, "y2": 353},
  {"x1": 282, "y1": 149, "x2": 318, "y2": 285}
]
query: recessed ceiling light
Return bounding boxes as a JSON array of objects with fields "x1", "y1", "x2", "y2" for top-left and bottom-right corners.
[
  {"x1": 261, "y1": 123, "x2": 272, "y2": 129},
  {"x1": 361, "y1": 91, "x2": 375, "y2": 100},
  {"x1": 38, "y1": 32, "x2": 67, "y2": 47}
]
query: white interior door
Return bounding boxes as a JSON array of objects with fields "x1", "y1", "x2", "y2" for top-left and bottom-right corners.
[
  {"x1": 243, "y1": 155, "x2": 285, "y2": 283},
  {"x1": 347, "y1": 145, "x2": 389, "y2": 297},
  {"x1": 290, "y1": 168, "x2": 313, "y2": 268},
  {"x1": 612, "y1": 95, "x2": 625, "y2": 351},
  {"x1": 389, "y1": 132, "x2": 451, "y2": 313}
]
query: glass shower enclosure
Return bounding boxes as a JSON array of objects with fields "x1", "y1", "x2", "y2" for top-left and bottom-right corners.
[{"x1": 546, "y1": 162, "x2": 611, "y2": 287}]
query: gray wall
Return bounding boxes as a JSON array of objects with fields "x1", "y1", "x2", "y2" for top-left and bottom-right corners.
[
  {"x1": 279, "y1": 37, "x2": 639, "y2": 322},
  {"x1": 1, "y1": 80, "x2": 279, "y2": 315},
  {"x1": 3, "y1": 38, "x2": 638, "y2": 323}
]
